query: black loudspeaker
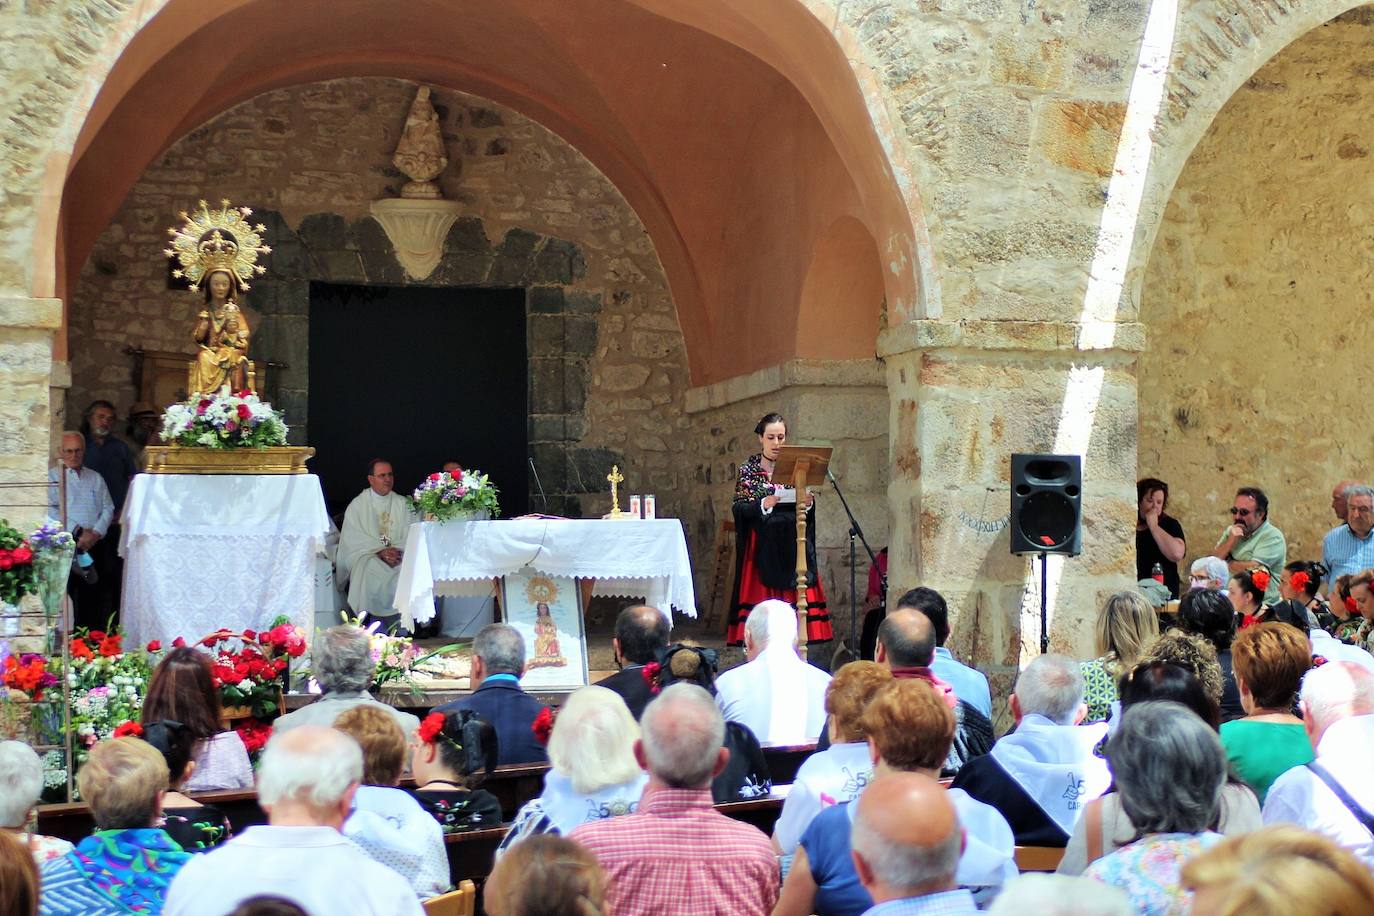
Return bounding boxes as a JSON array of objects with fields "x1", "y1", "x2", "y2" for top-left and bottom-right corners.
[{"x1": 1010, "y1": 453, "x2": 1082, "y2": 556}]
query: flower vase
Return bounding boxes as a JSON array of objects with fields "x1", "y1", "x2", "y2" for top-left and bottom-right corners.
[{"x1": 33, "y1": 547, "x2": 74, "y2": 657}]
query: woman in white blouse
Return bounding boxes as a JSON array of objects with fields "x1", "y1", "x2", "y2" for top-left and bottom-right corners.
[{"x1": 141, "y1": 648, "x2": 254, "y2": 791}]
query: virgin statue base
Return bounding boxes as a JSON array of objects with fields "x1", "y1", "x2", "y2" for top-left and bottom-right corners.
[{"x1": 142, "y1": 445, "x2": 316, "y2": 475}]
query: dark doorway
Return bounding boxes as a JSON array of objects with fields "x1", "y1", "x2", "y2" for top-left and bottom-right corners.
[{"x1": 308, "y1": 283, "x2": 528, "y2": 518}]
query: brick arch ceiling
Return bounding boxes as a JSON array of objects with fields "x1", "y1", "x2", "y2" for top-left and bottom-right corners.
[{"x1": 55, "y1": 0, "x2": 916, "y2": 386}]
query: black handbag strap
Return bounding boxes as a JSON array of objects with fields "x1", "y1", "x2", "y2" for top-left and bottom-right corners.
[{"x1": 1307, "y1": 761, "x2": 1374, "y2": 835}]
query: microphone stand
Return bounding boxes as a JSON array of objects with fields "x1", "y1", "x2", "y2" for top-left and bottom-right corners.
[{"x1": 826, "y1": 470, "x2": 884, "y2": 654}]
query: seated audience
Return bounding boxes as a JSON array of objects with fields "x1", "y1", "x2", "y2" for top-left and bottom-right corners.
[
  {"x1": 0, "y1": 740, "x2": 72, "y2": 864},
  {"x1": 1231, "y1": 568, "x2": 1301, "y2": 630},
  {"x1": 986, "y1": 874, "x2": 1131, "y2": 915},
  {"x1": 273, "y1": 625, "x2": 420, "y2": 737},
  {"x1": 595, "y1": 604, "x2": 670, "y2": 719},
  {"x1": 1146, "y1": 620, "x2": 1235, "y2": 719},
  {"x1": 570, "y1": 683, "x2": 778, "y2": 915},
  {"x1": 1276, "y1": 560, "x2": 1330, "y2": 630},
  {"x1": 1310, "y1": 622, "x2": 1374, "y2": 674},
  {"x1": 1189, "y1": 555, "x2": 1230, "y2": 592},
  {"x1": 1059, "y1": 663, "x2": 1261, "y2": 875},
  {"x1": 410, "y1": 708, "x2": 502, "y2": 835},
  {"x1": 487, "y1": 834, "x2": 607, "y2": 916},
  {"x1": 773, "y1": 661, "x2": 891, "y2": 854},
  {"x1": 1324, "y1": 484, "x2": 1374, "y2": 583},
  {"x1": 1082, "y1": 701, "x2": 1229, "y2": 914},
  {"x1": 951, "y1": 654, "x2": 1108, "y2": 846},
  {"x1": 776, "y1": 679, "x2": 1014, "y2": 916},
  {"x1": 143, "y1": 720, "x2": 233, "y2": 851},
  {"x1": 435, "y1": 623, "x2": 548, "y2": 765},
  {"x1": 1183, "y1": 824, "x2": 1374, "y2": 915},
  {"x1": 1221, "y1": 623, "x2": 1314, "y2": 802},
  {"x1": 715, "y1": 599, "x2": 831, "y2": 744},
  {"x1": 851, "y1": 772, "x2": 976, "y2": 914},
  {"x1": 893, "y1": 587, "x2": 992, "y2": 717},
  {"x1": 141, "y1": 646, "x2": 253, "y2": 791},
  {"x1": 1328, "y1": 573, "x2": 1363, "y2": 641},
  {"x1": 1079, "y1": 590, "x2": 1158, "y2": 724},
  {"x1": 498, "y1": 685, "x2": 648, "y2": 855},
  {"x1": 163, "y1": 726, "x2": 423, "y2": 915},
  {"x1": 334, "y1": 706, "x2": 448, "y2": 898},
  {"x1": 653, "y1": 642, "x2": 771, "y2": 802},
  {"x1": 40, "y1": 738, "x2": 190, "y2": 915},
  {"x1": 1349, "y1": 569, "x2": 1374, "y2": 651},
  {"x1": 1263, "y1": 661, "x2": 1374, "y2": 863},
  {"x1": 0, "y1": 830, "x2": 38, "y2": 916}
]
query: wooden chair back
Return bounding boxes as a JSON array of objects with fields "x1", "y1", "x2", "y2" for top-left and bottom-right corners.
[
  {"x1": 423, "y1": 879, "x2": 477, "y2": 916},
  {"x1": 1013, "y1": 845, "x2": 1065, "y2": 872}
]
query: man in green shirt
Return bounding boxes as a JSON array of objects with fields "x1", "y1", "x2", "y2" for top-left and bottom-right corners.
[{"x1": 1212, "y1": 486, "x2": 1286, "y2": 603}]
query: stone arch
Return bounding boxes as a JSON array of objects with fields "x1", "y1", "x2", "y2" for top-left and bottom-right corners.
[
  {"x1": 795, "y1": 216, "x2": 884, "y2": 359},
  {"x1": 1126, "y1": 0, "x2": 1374, "y2": 310},
  {"x1": 31, "y1": 0, "x2": 925, "y2": 387}
]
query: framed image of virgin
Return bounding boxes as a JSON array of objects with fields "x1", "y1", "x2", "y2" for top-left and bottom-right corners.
[{"x1": 499, "y1": 569, "x2": 589, "y2": 691}]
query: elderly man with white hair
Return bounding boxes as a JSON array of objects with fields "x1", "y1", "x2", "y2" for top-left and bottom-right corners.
[
  {"x1": 950, "y1": 654, "x2": 1110, "y2": 846},
  {"x1": 714, "y1": 599, "x2": 831, "y2": 744},
  {"x1": 1263, "y1": 661, "x2": 1374, "y2": 862},
  {"x1": 0, "y1": 740, "x2": 72, "y2": 864},
  {"x1": 272, "y1": 625, "x2": 419, "y2": 737},
  {"x1": 163, "y1": 726, "x2": 422, "y2": 915},
  {"x1": 571, "y1": 683, "x2": 779, "y2": 915},
  {"x1": 1189, "y1": 556, "x2": 1230, "y2": 592}
]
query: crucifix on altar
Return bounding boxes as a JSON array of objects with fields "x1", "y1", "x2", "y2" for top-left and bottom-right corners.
[{"x1": 771, "y1": 445, "x2": 832, "y2": 657}]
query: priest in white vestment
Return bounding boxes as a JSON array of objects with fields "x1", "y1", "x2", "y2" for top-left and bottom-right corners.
[
  {"x1": 716, "y1": 599, "x2": 831, "y2": 744},
  {"x1": 336, "y1": 459, "x2": 417, "y2": 619}
]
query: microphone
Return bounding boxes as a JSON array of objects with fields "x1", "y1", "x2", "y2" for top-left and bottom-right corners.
[{"x1": 529, "y1": 456, "x2": 549, "y2": 513}]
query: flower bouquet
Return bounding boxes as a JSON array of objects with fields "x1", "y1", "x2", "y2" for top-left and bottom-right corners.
[
  {"x1": 64, "y1": 628, "x2": 151, "y2": 774},
  {"x1": 409, "y1": 467, "x2": 500, "y2": 522},
  {"x1": 0, "y1": 518, "x2": 37, "y2": 612},
  {"x1": 336, "y1": 613, "x2": 462, "y2": 698},
  {"x1": 28, "y1": 522, "x2": 74, "y2": 655},
  {"x1": 160, "y1": 388, "x2": 288, "y2": 449},
  {"x1": 192, "y1": 626, "x2": 298, "y2": 720}
]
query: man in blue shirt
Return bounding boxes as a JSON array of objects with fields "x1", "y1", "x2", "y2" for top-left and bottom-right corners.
[
  {"x1": 1324, "y1": 484, "x2": 1374, "y2": 583},
  {"x1": 894, "y1": 588, "x2": 991, "y2": 719}
]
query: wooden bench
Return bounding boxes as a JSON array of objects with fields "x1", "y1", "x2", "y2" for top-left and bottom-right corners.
[{"x1": 1013, "y1": 845, "x2": 1065, "y2": 872}]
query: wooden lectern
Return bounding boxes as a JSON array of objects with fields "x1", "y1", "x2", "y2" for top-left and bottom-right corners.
[{"x1": 772, "y1": 445, "x2": 832, "y2": 658}]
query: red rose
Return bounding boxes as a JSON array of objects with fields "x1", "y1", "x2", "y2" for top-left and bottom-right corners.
[
  {"x1": 0, "y1": 555, "x2": 11, "y2": 571},
  {"x1": 417, "y1": 712, "x2": 446, "y2": 745},
  {"x1": 531, "y1": 706, "x2": 554, "y2": 745},
  {"x1": 89, "y1": 630, "x2": 107, "y2": 642},
  {"x1": 113, "y1": 720, "x2": 143, "y2": 739},
  {"x1": 429, "y1": 473, "x2": 442, "y2": 482},
  {"x1": 146, "y1": 640, "x2": 162, "y2": 652},
  {"x1": 243, "y1": 629, "x2": 257, "y2": 642},
  {"x1": 10, "y1": 547, "x2": 32, "y2": 565},
  {"x1": 237, "y1": 404, "x2": 252, "y2": 420},
  {"x1": 202, "y1": 635, "x2": 219, "y2": 647},
  {"x1": 172, "y1": 636, "x2": 187, "y2": 648}
]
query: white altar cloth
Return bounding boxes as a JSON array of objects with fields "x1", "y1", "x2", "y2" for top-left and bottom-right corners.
[
  {"x1": 394, "y1": 518, "x2": 697, "y2": 627},
  {"x1": 119, "y1": 474, "x2": 331, "y2": 646}
]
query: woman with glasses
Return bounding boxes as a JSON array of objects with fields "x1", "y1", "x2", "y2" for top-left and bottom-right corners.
[{"x1": 1136, "y1": 478, "x2": 1186, "y2": 599}]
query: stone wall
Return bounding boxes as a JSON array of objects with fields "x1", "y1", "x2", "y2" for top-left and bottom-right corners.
[
  {"x1": 66, "y1": 78, "x2": 697, "y2": 570},
  {"x1": 1140, "y1": 14, "x2": 1374, "y2": 565}
]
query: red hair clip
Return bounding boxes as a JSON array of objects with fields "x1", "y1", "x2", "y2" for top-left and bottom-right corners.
[
  {"x1": 1290, "y1": 572, "x2": 1310, "y2": 593},
  {"x1": 1251, "y1": 569, "x2": 1271, "y2": 593}
]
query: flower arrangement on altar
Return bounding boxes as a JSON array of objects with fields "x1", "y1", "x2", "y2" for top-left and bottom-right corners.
[
  {"x1": 192, "y1": 618, "x2": 307, "y2": 720},
  {"x1": 0, "y1": 519, "x2": 36, "y2": 608},
  {"x1": 332, "y1": 613, "x2": 462, "y2": 696},
  {"x1": 160, "y1": 388, "x2": 288, "y2": 449},
  {"x1": 409, "y1": 466, "x2": 500, "y2": 521}
]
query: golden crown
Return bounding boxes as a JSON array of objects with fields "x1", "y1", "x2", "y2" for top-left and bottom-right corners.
[
  {"x1": 164, "y1": 199, "x2": 272, "y2": 291},
  {"x1": 524, "y1": 574, "x2": 560, "y2": 605}
]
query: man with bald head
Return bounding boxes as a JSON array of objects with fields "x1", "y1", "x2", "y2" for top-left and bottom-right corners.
[
  {"x1": 48, "y1": 431, "x2": 115, "y2": 628},
  {"x1": 715, "y1": 599, "x2": 832, "y2": 743},
  {"x1": 572, "y1": 683, "x2": 779, "y2": 914},
  {"x1": 165, "y1": 725, "x2": 422, "y2": 915},
  {"x1": 852, "y1": 772, "x2": 974, "y2": 914},
  {"x1": 596, "y1": 603, "x2": 671, "y2": 718}
]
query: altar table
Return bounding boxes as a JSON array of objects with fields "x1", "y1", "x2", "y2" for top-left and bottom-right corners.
[
  {"x1": 119, "y1": 474, "x2": 331, "y2": 646},
  {"x1": 394, "y1": 518, "x2": 697, "y2": 628}
]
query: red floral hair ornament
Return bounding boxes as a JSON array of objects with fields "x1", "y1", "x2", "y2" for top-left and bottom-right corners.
[
  {"x1": 1250, "y1": 569, "x2": 1271, "y2": 594},
  {"x1": 417, "y1": 712, "x2": 446, "y2": 745},
  {"x1": 532, "y1": 706, "x2": 555, "y2": 745},
  {"x1": 1290, "y1": 572, "x2": 1310, "y2": 594},
  {"x1": 1346, "y1": 596, "x2": 1359, "y2": 615},
  {"x1": 113, "y1": 720, "x2": 143, "y2": 739},
  {"x1": 641, "y1": 661, "x2": 662, "y2": 695}
]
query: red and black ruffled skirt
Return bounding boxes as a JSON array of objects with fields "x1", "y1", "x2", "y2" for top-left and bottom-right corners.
[{"x1": 726, "y1": 530, "x2": 832, "y2": 645}]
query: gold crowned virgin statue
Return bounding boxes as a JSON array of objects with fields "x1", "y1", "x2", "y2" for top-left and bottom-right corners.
[{"x1": 164, "y1": 199, "x2": 272, "y2": 394}]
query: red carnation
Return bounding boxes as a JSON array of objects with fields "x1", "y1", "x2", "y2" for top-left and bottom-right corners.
[
  {"x1": 1290, "y1": 572, "x2": 1310, "y2": 594},
  {"x1": 172, "y1": 636, "x2": 186, "y2": 648},
  {"x1": 641, "y1": 661, "x2": 662, "y2": 695},
  {"x1": 113, "y1": 721, "x2": 143, "y2": 739},
  {"x1": 9, "y1": 546, "x2": 32, "y2": 565},
  {"x1": 70, "y1": 639, "x2": 93, "y2": 660},
  {"x1": 1251, "y1": 569, "x2": 1271, "y2": 593},
  {"x1": 532, "y1": 706, "x2": 554, "y2": 745},
  {"x1": 146, "y1": 640, "x2": 162, "y2": 652},
  {"x1": 417, "y1": 712, "x2": 446, "y2": 745},
  {"x1": 99, "y1": 637, "x2": 122, "y2": 657}
]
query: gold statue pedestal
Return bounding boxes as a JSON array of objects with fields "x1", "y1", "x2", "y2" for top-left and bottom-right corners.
[{"x1": 142, "y1": 445, "x2": 316, "y2": 475}]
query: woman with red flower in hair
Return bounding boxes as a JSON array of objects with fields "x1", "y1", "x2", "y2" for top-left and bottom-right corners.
[
  {"x1": 1271, "y1": 561, "x2": 1334, "y2": 631},
  {"x1": 409, "y1": 709, "x2": 502, "y2": 836},
  {"x1": 1230, "y1": 568, "x2": 1283, "y2": 631}
]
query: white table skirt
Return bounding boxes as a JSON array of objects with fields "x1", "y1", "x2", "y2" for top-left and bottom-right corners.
[
  {"x1": 119, "y1": 474, "x2": 331, "y2": 646},
  {"x1": 394, "y1": 518, "x2": 697, "y2": 627}
]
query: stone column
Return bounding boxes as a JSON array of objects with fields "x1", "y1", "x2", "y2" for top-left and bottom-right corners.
[{"x1": 881, "y1": 319, "x2": 1142, "y2": 719}]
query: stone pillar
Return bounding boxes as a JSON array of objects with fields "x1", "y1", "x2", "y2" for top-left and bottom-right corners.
[
  {"x1": 0, "y1": 297, "x2": 63, "y2": 655},
  {"x1": 881, "y1": 320, "x2": 1142, "y2": 720}
]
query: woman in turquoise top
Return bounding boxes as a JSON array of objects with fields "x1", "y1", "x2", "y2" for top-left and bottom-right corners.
[{"x1": 1219, "y1": 622, "x2": 1314, "y2": 802}]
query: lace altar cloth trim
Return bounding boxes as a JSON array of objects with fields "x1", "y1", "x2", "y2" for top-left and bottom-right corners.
[
  {"x1": 123, "y1": 533, "x2": 317, "y2": 648},
  {"x1": 395, "y1": 519, "x2": 697, "y2": 626}
]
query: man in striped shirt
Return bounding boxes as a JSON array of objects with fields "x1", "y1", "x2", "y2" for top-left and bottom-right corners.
[
  {"x1": 571, "y1": 683, "x2": 779, "y2": 915},
  {"x1": 1324, "y1": 484, "x2": 1374, "y2": 583}
]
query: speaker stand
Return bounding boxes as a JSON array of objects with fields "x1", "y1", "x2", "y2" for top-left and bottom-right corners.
[{"x1": 1038, "y1": 551, "x2": 1050, "y2": 655}]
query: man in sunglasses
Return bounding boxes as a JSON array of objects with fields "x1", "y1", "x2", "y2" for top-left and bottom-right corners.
[{"x1": 1210, "y1": 486, "x2": 1286, "y2": 604}]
